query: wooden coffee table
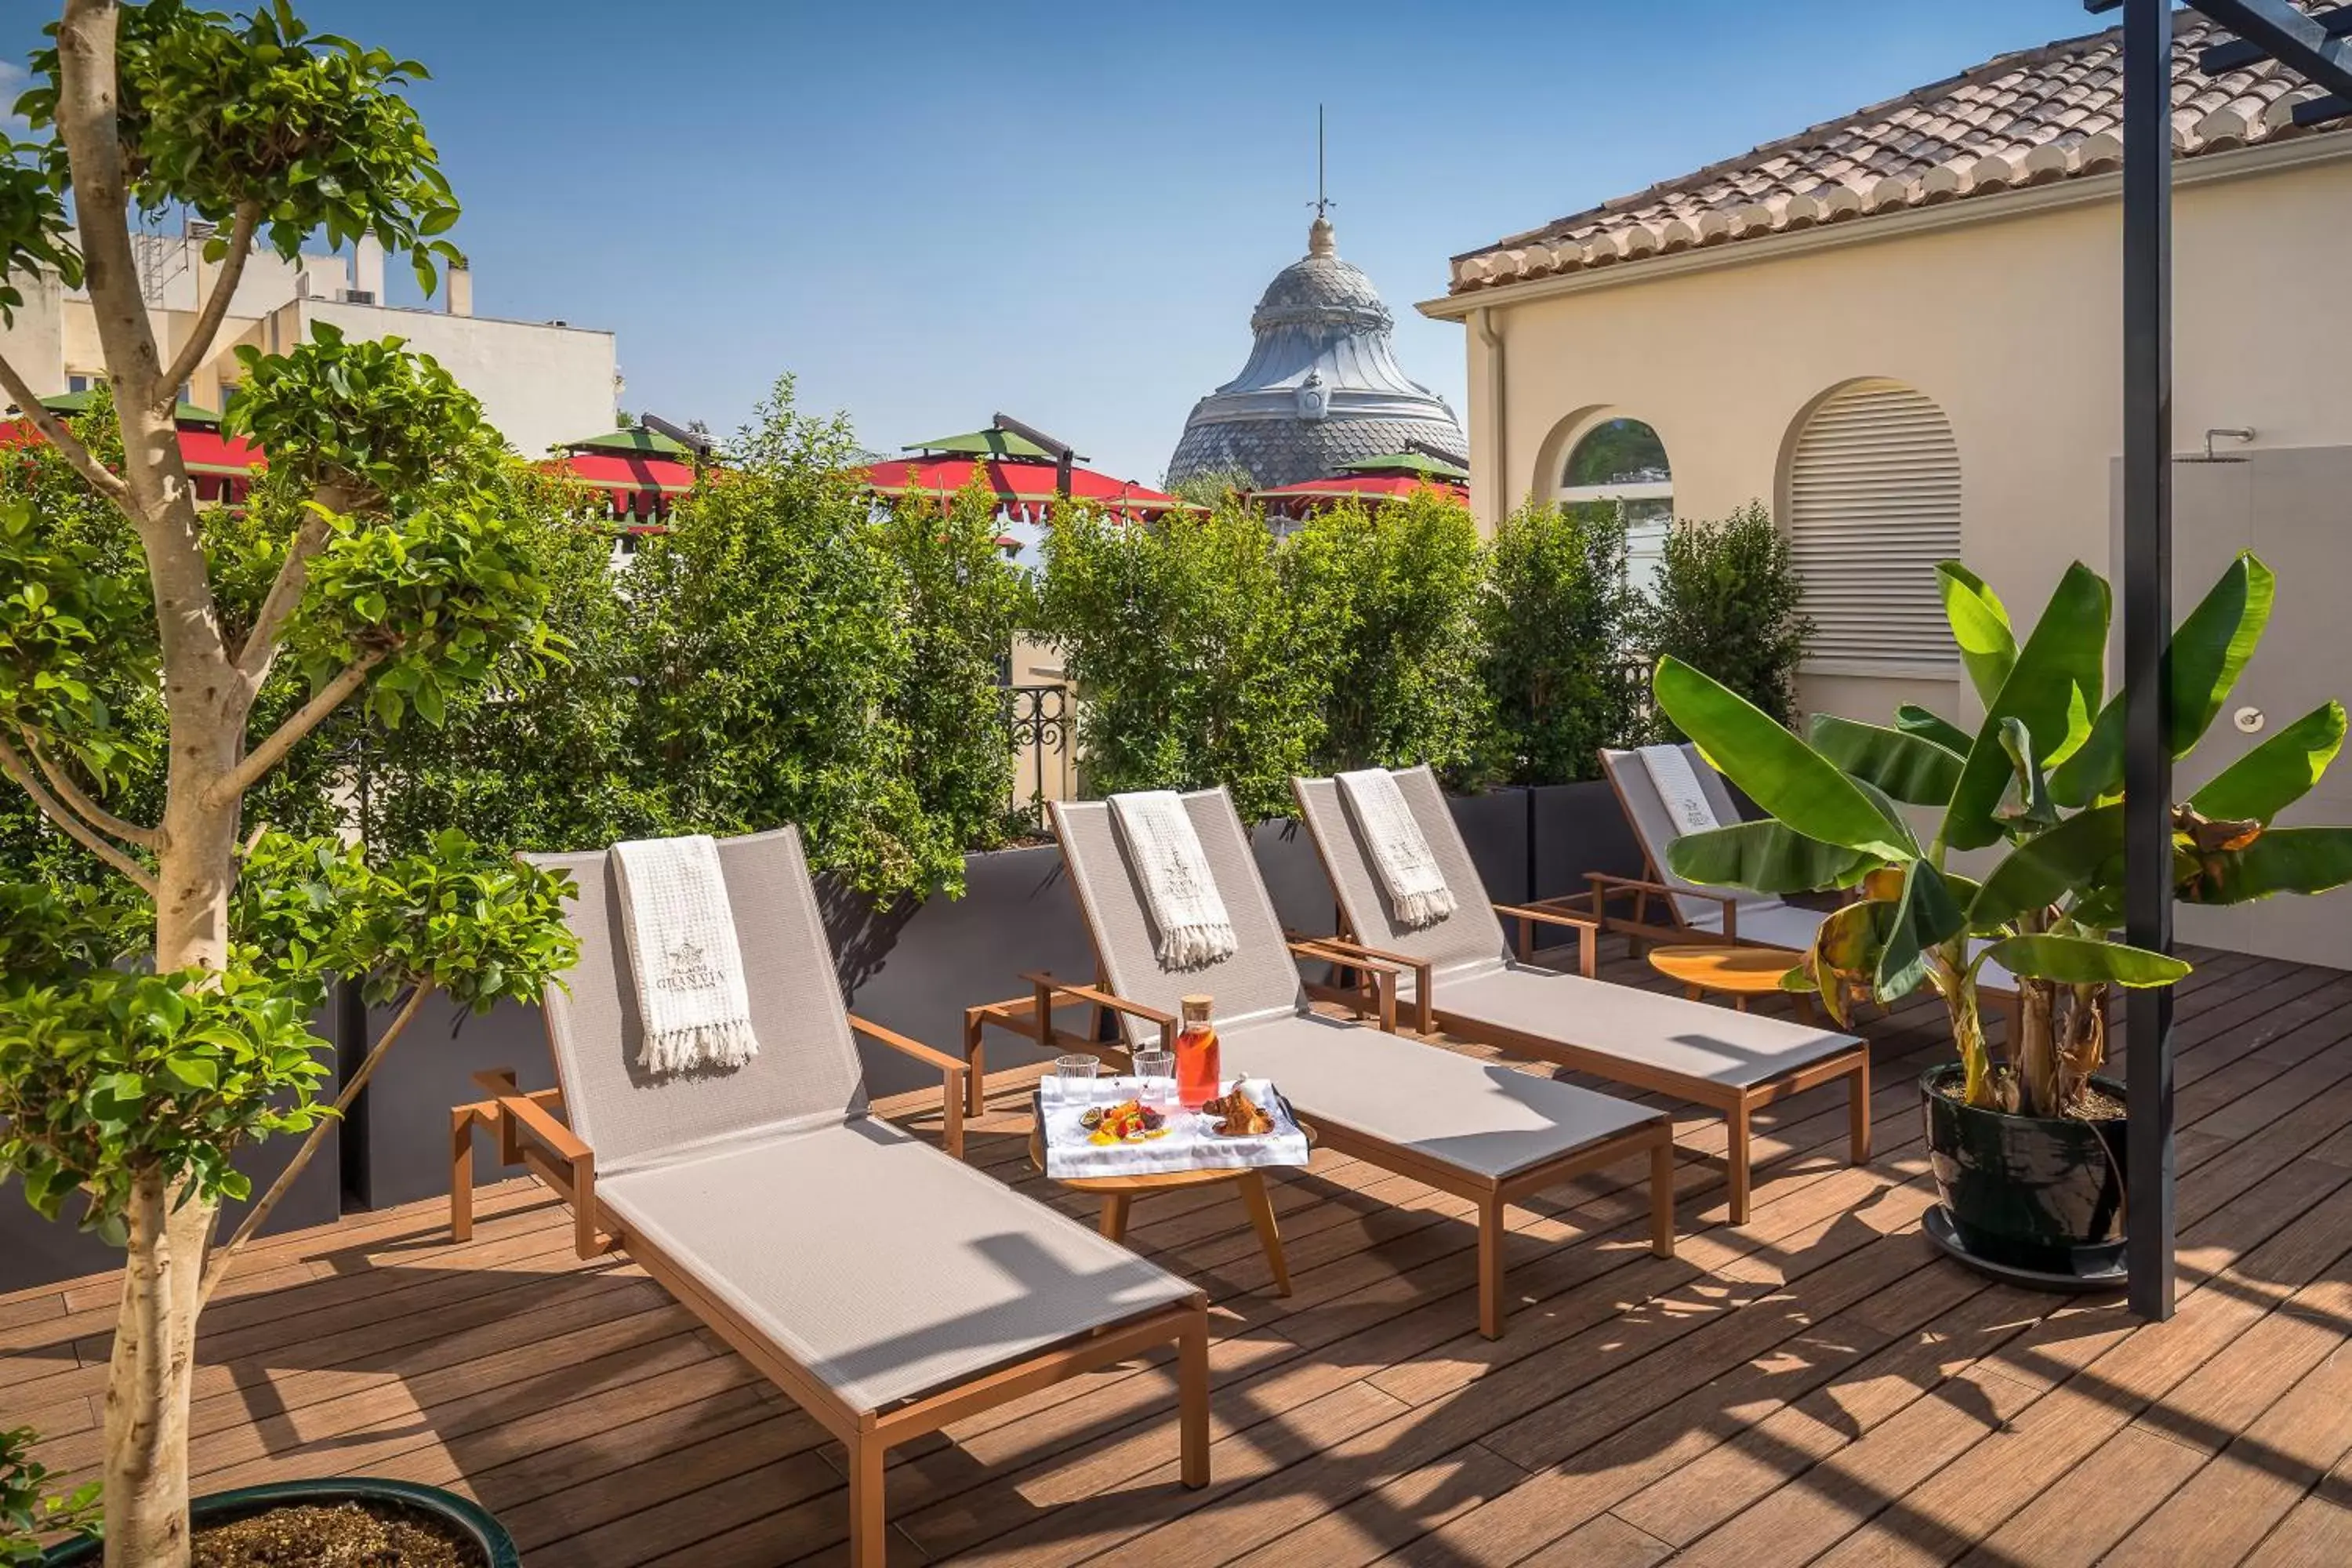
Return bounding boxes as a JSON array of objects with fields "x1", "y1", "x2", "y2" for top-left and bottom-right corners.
[
  {"x1": 1028, "y1": 1114, "x2": 1317, "y2": 1296},
  {"x1": 1646, "y1": 943, "x2": 1815, "y2": 1016}
]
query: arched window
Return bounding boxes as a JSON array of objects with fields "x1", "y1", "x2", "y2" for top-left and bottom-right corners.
[
  {"x1": 1562, "y1": 417, "x2": 1672, "y2": 596},
  {"x1": 1785, "y1": 380, "x2": 1962, "y2": 670}
]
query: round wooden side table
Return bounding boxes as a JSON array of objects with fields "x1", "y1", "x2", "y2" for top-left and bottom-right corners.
[
  {"x1": 1645, "y1": 943, "x2": 1815, "y2": 1017},
  {"x1": 1028, "y1": 1116, "x2": 1317, "y2": 1296}
]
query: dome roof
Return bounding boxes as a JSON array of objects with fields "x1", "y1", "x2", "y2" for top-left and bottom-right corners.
[{"x1": 1167, "y1": 217, "x2": 1465, "y2": 492}]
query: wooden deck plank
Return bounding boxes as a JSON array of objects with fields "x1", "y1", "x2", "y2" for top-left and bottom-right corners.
[{"x1": 7, "y1": 940, "x2": 2352, "y2": 1568}]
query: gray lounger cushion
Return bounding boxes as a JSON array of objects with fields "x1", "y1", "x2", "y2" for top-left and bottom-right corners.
[
  {"x1": 1055, "y1": 789, "x2": 1663, "y2": 1180},
  {"x1": 1297, "y1": 766, "x2": 1864, "y2": 1089},
  {"x1": 534, "y1": 827, "x2": 1196, "y2": 1414},
  {"x1": 597, "y1": 1116, "x2": 1193, "y2": 1411}
]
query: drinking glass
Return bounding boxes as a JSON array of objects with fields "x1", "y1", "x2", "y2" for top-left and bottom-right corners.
[
  {"x1": 1054, "y1": 1054, "x2": 1100, "y2": 1104},
  {"x1": 1132, "y1": 1048, "x2": 1175, "y2": 1109}
]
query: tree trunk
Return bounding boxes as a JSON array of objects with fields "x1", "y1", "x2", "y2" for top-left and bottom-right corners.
[
  {"x1": 103, "y1": 1171, "x2": 215, "y2": 1568},
  {"x1": 2017, "y1": 978, "x2": 2060, "y2": 1118}
]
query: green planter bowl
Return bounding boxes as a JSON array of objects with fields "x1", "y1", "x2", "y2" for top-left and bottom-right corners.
[{"x1": 42, "y1": 1478, "x2": 519, "y2": 1566}]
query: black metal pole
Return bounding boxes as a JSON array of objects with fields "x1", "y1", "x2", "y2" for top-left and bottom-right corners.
[{"x1": 2122, "y1": 0, "x2": 2176, "y2": 1322}]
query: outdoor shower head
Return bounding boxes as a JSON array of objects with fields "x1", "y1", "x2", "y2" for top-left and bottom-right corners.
[{"x1": 2177, "y1": 427, "x2": 2256, "y2": 463}]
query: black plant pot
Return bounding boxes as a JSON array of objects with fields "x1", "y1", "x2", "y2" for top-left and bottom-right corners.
[
  {"x1": 1919, "y1": 1065, "x2": 2129, "y2": 1291},
  {"x1": 42, "y1": 1477, "x2": 519, "y2": 1566}
]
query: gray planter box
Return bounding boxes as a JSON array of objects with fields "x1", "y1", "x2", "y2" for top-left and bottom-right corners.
[
  {"x1": 355, "y1": 989, "x2": 552, "y2": 1213},
  {"x1": 819, "y1": 840, "x2": 1096, "y2": 1102},
  {"x1": 0, "y1": 1016, "x2": 343, "y2": 1294},
  {"x1": 1251, "y1": 818, "x2": 1339, "y2": 939},
  {"x1": 1526, "y1": 779, "x2": 1646, "y2": 961}
]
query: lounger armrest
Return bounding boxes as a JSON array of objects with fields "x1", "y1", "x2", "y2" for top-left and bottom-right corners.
[
  {"x1": 1583, "y1": 872, "x2": 1738, "y2": 940},
  {"x1": 1494, "y1": 901, "x2": 1602, "y2": 977},
  {"x1": 463, "y1": 1066, "x2": 608, "y2": 1258},
  {"x1": 1286, "y1": 937, "x2": 1404, "y2": 1033},
  {"x1": 848, "y1": 1013, "x2": 969, "y2": 1158},
  {"x1": 1022, "y1": 971, "x2": 1178, "y2": 1054},
  {"x1": 1289, "y1": 933, "x2": 1432, "y2": 1036}
]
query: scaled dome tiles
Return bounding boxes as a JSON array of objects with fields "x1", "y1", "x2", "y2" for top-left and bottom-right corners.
[{"x1": 1169, "y1": 216, "x2": 1467, "y2": 490}]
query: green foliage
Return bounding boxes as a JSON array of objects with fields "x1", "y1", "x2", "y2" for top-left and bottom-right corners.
[
  {"x1": 2, "y1": 1426, "x2": 100, "y2": 1563},
  {"x1": 1479, "y1": 497, "x2": 1640, "y2": 784},
  {"x1": 227, "y1": 324, "x2": 502, "y2": 510},
  {"x1": 1657, "y1": 550, "x2": 2352, "y2": 1118},
  {"x1": 1036, "y1": 496, "x2": 1334, "y2": 822},
  {"x1": 0, "y1": 140, "x2": 78, "y2": 325},
  {"x1": 1287, "y1": 494, "x2": 1490, "y2": 779},
  {"x1": 622, "y1": 379, "x2": 948, "y2": 895},
  {"x1": 877, "y1": 477, "x2": 1029, "y2": 886},
  {"x1": 1641, "y1": 501, "x2": 1811, "y2": 738},
  {"x1": 0, "y1": 961, "x2": 332, "y2": 1229},
  {"x1": 359, "y1": 465, "x2": 659, "y2": 857},
  {"x1": 21, "y1": 0, "x2": 463, "y2": 290}
]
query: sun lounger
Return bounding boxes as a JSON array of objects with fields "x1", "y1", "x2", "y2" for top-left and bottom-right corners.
[
  {"x1": 1596, "y1": 742, "x2": 2024, "y2": 1022},
  {"x1": 1294, "y1": 766, "x2": 1871, "y2": 1224},
  {"x1": 450, "y1": 826, "x2": 1209, "y2": 1568},
  {"x1": 1029, "y1": 788, "x2": 1677, "y2": 1340}
]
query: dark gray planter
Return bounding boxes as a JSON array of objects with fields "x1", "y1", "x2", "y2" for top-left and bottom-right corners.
[
  {"x1": 358, "y1": 989, "x2": 553, "y2": 1212},
  {"x1": 0, "y1": 1012, "x2": 342, "y2": 1294},
  {"x1": 819, "y1": 840, "x2": 1098, "y2": 1101},
  {"x1": 1250, "y1": 818, "x2": 1340, "y2": 940},
  {"x1": 1448, "y1": 786, "x2": 1532, "y2": 907}
]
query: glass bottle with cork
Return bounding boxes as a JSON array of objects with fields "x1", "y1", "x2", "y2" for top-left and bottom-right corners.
[{"x1": 1174, "y1": 994, "x2": 1221, "y2": 1109}]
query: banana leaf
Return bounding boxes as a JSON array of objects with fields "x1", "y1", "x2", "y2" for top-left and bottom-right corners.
[
  {"x1": 1895, "y1": 704, "x2": 1974, "y2": 758},
  {"x1": 1940, "y1": 563, "x2": 2109, "y2": 853},
  {"x1": 1980, "y1": 932, "x2": 2190, "y2": 987},
  {"x1": 2177, "y1": 826, "x2": 2352, "y2": 905},
  {"x1": 1664, "y1": 818, "x2": 1878, "y2": 895},
  {"x1": 1653, "y1": 656, "x2": 1916, "y2": 859},
  {"x1": 1801, "y1": 898, "x2": 1896, "y2": 1028},
  {"x1": 2049, "y1": 553, "x2": 2277, "y2": 808},
  {"x1": 1875, "y1": 859, "x2": 1965, "y2": 1002},
  {"x1": 1969, "y1": 803, "x2": 2125, "y2": 926},
  {"x1": 1992, "y1": 716, "x2": 2059, "y2": 830},
  {"x1": 1810, "y1": 713, "x2": 1965, "y2": 804},
  {"x1": 2189, "y1": 702, "x2": 2347, "y2": 825},
  {"x1": 1936, "y1": 562, "x2": 2018, "y2": 709}
]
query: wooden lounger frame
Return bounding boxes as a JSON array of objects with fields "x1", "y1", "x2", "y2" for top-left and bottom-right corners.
[
  {"x1": 1287, "y1": 780, "x2": 1872, "y2": 1229},
  {"x1": 974, "y1": 964, "x2": 1675, "y2": 1341},
  {"x1": 450, "y1": 1011, "x2": 1210, "y2": 1568}
]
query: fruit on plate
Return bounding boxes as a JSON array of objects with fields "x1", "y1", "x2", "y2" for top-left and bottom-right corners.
[
  {"x1": 1202, "y1": 1087, "x2": 1276, "y2": 1138},
  {"x1": 1086, "y1": 1099, "x2": 1169, "y2": 1145}
]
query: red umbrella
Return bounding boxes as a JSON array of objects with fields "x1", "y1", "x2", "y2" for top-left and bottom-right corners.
[
  {"x1": 543, "y1": 426, "x2": 700, "y2": 528},
  {"x1": 1, "y1": 417, "x2": 265, "y2": 506},
  {"x1": 1250, "y1": 473, "x2": 1469, "y2": 521},
  {"x1": 859, "y1": 456, "x2": 1185, "y2": 523}
]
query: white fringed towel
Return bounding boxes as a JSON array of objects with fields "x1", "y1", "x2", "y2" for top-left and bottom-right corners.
[
  {"x1": 1337, "y1": 768, "x2": 1456, "y2": 927},
  {"x1": 1639, "y1": 745, "x2": 1722, "y2": 836},
  {"x1": 612, "y1": 833, "x2": 760, "y2": 1076},
  {"x1": 1109, "y1": 791, "x2": 1237, "y2": 967}
]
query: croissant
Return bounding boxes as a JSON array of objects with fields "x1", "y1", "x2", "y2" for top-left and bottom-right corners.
[{"x1": 1204, "y1": 1087, "x2": 1276, "y2": 1137}]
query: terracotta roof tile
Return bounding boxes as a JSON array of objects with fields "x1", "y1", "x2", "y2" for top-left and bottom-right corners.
[{"x1": 1448, "y1": 3, "x2": 2352, "y2": 295}]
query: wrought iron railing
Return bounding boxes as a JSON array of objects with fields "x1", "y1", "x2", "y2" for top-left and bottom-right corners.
[{"x1": 1005, "y1": 683, "x2": 1072, "y2": 830}]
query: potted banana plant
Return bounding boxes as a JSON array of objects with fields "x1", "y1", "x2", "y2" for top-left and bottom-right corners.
[{"x1": 1652, "y1": 554, "x2": 2352, "y2": 1284}]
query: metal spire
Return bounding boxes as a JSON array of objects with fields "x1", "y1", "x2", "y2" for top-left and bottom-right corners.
[{"x1": 1311, "y1": 103, "x2": 1334, "y2": 221}]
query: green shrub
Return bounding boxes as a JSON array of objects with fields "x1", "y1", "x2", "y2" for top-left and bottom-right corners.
[
  {"x1": 1480, "y1": 498, "x2": 1642, "y2": 783},
  {"x1": 1288, "y1": 494, "x2": 1490, "y2": 780},
  {"x1": 1641, "y1": 500, "x2": 1812, "y2": 737},
  {"x1": 876, "y1": 475, "x2": 1032, "y2": 889},
  {"x1": 1036, "y1": 497, "x2": 1334, "y2": 822}
]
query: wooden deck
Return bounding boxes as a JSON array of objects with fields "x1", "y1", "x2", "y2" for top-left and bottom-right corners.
[{"x1": 9, "y1": 939, "x2": 2352, "y2": 1566}]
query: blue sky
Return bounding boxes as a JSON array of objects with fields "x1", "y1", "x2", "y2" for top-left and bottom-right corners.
[{"x1": 9, "y1": 2, "x2": 2104, "y2": 481}]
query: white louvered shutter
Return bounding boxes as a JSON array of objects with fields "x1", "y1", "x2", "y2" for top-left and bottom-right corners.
[{"x1": 1787, "y1": 381, "x2": 1962, "y2": 670}]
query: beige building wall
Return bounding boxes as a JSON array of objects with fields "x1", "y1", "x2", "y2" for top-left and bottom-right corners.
[
  {"x1": 2, "y1": 232, "x2": 615, "y2": 460},
  {"x1": 1433, "y1": 140, "x2": 2352, "y2": 735},
  {"x1": 299, "y1": 298, "x2": 615, "y2": 458}
]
